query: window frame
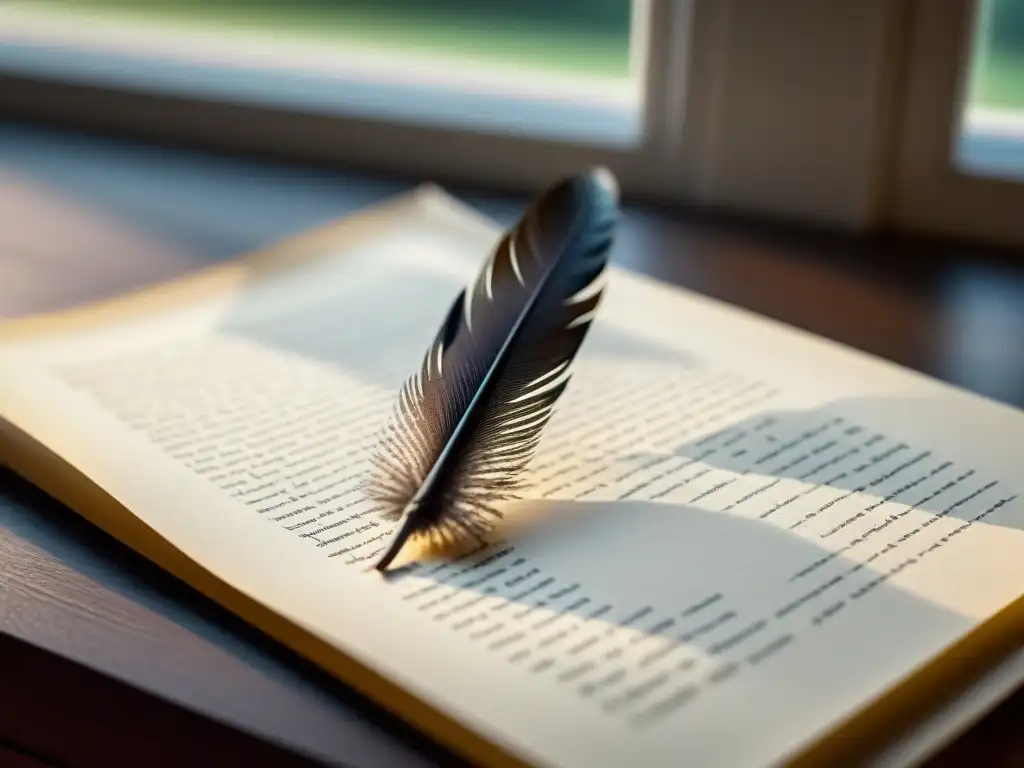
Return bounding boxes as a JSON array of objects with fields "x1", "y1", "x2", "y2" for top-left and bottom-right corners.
[
  {"x1": 7, "y1": 0, "x2": 1016, "y2": 249},
  {"x1": 887, "y1": 0, "x2": 1024, "y2": 249},
  {"x1": 0, "y1": 1, "x2": 695, "y2": 199}
]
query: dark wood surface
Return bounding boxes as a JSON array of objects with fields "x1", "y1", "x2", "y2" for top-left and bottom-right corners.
[{"x1": 0, "y1": 120, "x2": 1022, "y2": 768}]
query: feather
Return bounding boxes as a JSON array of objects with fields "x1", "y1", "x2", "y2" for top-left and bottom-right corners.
[{"x1": 364, "y1": 167, "x2": 619, "y2": 571}]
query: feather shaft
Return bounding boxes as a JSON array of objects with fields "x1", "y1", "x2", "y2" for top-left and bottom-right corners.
[{"x1": 374, "y1": 251, "x2": 551, "y2": 570}]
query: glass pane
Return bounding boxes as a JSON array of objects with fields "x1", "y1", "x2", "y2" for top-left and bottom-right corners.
[
  {"x1": 956, "y1": 0, "x2": 1024, "y2": 180},
  {"x1": 0, "y1": 1, "x2": 646, "y2": 146}
]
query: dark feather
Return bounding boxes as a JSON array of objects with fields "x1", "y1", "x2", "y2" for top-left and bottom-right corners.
[{"x1": 364, "y1": 168, "x2": 619, "y2": 571}]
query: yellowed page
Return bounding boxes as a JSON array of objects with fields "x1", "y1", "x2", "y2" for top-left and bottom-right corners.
[{"x1": 2, "y1": 185, "x2": 1023, "y2": 768}]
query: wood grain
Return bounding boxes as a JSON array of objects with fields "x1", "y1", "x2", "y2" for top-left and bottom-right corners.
[
  {"x1": 0, "y1": 632, "x2": 317, "y2": 768},
  {"x1": 0, "y1": 472, "x2": 462, "y2": 768},
  {"x1": 928, "y1": 684, "x2": 1024, "y2": 767},
  {"x1": 0, "y1": 120, "x2": 1023, "y2": 766},
  {"x1": 0, "y1": 743, "x2": 54, "y2": 768}
]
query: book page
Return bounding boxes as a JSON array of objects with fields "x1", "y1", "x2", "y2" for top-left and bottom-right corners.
[{"x1": 2, "y1": 186, "x2": 1024, "y2": 768}]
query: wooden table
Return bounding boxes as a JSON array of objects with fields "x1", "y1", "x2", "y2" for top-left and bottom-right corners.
[{"x1": 1, "y1": 121, "x2": 1023, "y2": 768}]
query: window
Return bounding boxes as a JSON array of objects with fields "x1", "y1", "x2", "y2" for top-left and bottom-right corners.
[
  {"x1": 956, "y1": 0, "x2": 1024, "y2": 182},
  {"x1": 2, "y1": 1, "x2": 1020, "y2": 248},
  {"x1": 889, "y1": 0, "x2": 1024, "y2": 248},
  {"x1": 1, "y1": 0, "x2": 711, "y2": 201},
  {"x1": 0, "y1": 1, "x2": 647, "y2": 147}
]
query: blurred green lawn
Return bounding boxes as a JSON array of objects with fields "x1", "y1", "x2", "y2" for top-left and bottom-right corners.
[
  {"x1": 973, "y1": 50, "x2": 1024, "y2": 111},
  {"x1": 971, "y1": 0, "x2": 1024, "y2": 112},
  {"x1": 33, "y1": 0, "x2": 634, "y2": 79}
]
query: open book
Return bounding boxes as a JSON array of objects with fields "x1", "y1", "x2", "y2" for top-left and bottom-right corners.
[{"x1": 2, "y1": 185, "x2": 1023, "y2": 767}]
